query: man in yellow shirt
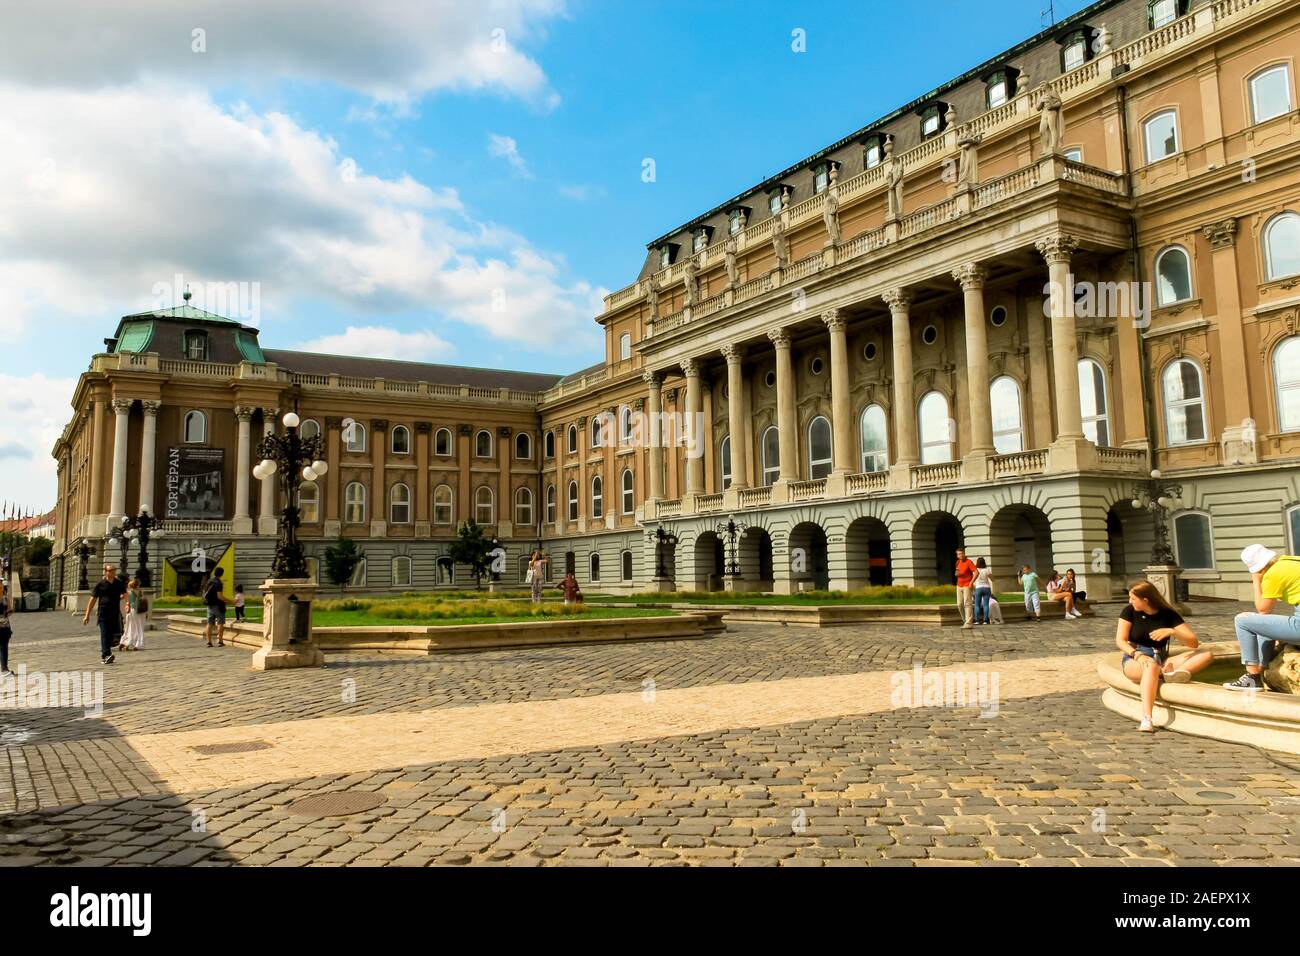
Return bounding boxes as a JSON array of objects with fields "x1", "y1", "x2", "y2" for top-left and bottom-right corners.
[{"x1": 1224, "y1": 544, "x2": 1300, "y2": 691}]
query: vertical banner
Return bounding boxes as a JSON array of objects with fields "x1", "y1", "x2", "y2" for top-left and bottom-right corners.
[{"x1": 166, "y1": 447, "x2": 225, "y2": 518}]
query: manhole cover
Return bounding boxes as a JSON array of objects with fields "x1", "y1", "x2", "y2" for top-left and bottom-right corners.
[
  {"x1": 287, "y1": 792, "x2": 388, "y2": 818},
  {"x1": 190, "y1": 741, "x2": 273, "y2": 755},
  {"x1": 1171, "y1": 786, "x2": 1263, "y2": 806},
  {"x1": 1196, "y1": 790, "x2": 1236, "y2": 800}
]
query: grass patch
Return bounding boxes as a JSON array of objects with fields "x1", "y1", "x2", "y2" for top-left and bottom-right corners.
[{"x1": 588, "y1": 586, "x2": 1024, "y2": 606}]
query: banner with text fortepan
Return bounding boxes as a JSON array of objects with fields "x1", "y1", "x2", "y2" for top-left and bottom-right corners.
[{"x1": 166, "y1": 447, "x2": 225, "y2": 519}]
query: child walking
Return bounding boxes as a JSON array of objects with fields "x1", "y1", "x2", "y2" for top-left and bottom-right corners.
[
  {"x1": 234, "y1": 584, "x2": 246, "y2": 623},
  {"x1": 1018, "y1": 565, "x2": 1042, "y2": 622}
]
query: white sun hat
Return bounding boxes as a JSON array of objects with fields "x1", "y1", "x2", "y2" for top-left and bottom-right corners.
[{"x1": 1240, "y1": 544, "x2": 1278, "y2": 574}]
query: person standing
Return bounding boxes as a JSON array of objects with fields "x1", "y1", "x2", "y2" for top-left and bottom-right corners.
[
  {"x1": 203, "y1": 567, "x2": 227, "y2": 648},
  {"x1": 233, "y1": 584, "x2": 246, "y2": 623},
  {"x1": 0, "y1": 579, "x2": 13, "y2": 678},
  {"x1": 954, "y1": 548, "x2": 978, "y2": 629},
  {"x1": 1223, "y1": 544, "x2": 1300, "y2": 692},
  {"x1": 119, "y1": 577, "x2": 145, "y2": 651},
  {"x1": 528, "y1": 551, "x2": 548, "y2": 605},
  {"x1": 82, "y1": 562, "x2": 126, "y2": 664},
  {"x1": 1116, "y1": 581, "x2": 1213, "y2": 731},
  {"x1": 972, "y1": 557, "x2": 995, "y2": 625},
  {"x1": 1018, "y1": 565, "x2": 1042, "y2": 622}
]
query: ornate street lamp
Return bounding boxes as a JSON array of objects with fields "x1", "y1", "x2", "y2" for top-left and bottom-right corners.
[
  {"x1": 254, "y1": 411, "x2": 326, "y2": 580},
  {"x1": 76, "y1": 542, "x2": 93, "y2": 591},
  {"x1": 646, "y1": 523, "x2": 679, "y2": 580},
  {"x1": 1130, "y1": 468, "x2": 1183, "y2": 566},
  {"x1": 123, "y1": 508, "x2": 162, "y2": 587},
  {"x1": 714, "y1": 514, "x2": 749, "y2": 578},
  {"x1": 106, "y1": 522, "x2": 130, "y2": 574}
]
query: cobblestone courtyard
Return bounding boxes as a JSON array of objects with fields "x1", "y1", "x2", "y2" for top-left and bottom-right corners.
[{"x1": 2, "y1": 606, "x2": 1299, "y2": 867}]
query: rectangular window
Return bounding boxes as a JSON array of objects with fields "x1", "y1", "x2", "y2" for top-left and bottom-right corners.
[
  {"x1": 864, "y1": 143, "x2": 881, "y2": 169},
  {"x1": 1063, "y1": 40, "x2": 1086, "y2": 71},
  {"x1": 987, "y1": 80, "x2": 1008, "y2": 109}
]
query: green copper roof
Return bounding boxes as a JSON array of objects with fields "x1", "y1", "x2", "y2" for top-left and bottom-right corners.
[
  {"x1": 235, "y1": 329, "x2": 266, "y2": 364},
  {"x1": 114, "y1": 320, "x2": 154, "y2": 354},
  {"x1": 121, "y1": 305, "x2": 244, "y2": 325}
]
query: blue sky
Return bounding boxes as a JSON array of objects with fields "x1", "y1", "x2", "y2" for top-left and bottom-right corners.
[{"x1": 0, "y1": 0, "x2": 1094, "y2": 507}]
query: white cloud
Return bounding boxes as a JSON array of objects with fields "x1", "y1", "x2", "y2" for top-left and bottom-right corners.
[
  {"x1": 0, "y1": 373, "x2": 77, "y2": 511},
  {"x1": 488, "y1": 133, "x2": 532, "y2": 178},
  {"x1": 558, "y1": 183, "x2": 606, "y2": 201},
  {"x1": 0, "y1": 82, "x2": 605, "y2": 347},
  {"x1": 300, "y1": 326, "x2": 455, "y2": 362},
  {"x1": 0, "y1": 0, "x2": 566, "y2": 110}
]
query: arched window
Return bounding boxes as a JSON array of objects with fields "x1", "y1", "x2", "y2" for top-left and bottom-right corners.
[
  {"x1": 434, "y1": 428, "x2": 452, "y2": 456},
  {"x1": 475, "y1": 430, "x2": 493, "y2": 458},
  {"x1": 475, "y1": 486, "x2": 494, "y2": 524},
  {"x1": 1273, "y1": 336, "x2": 1300, "y2": 432},
  {"x1": 1264, "y1": 213, "x2": 1300, "y2": 281},
  {"x1": 720, "y1": 436, "x2": 732, "y2": 490},
  {"x1": 761, "y1": 426, "x2": 780, "y2": 486},
  {"x1": 432, "y1": 484, "x2": 454, "y2": 525},
  {"x1": 990, "y1": 377, "x2": 1024, "y2": 454},
  {"x1": 619, "y1": 406, "x2": 633, "y2": 444},
  {"x1": 544, "y1": 431, "x2": 555, "y2": 459},
  {"x1": 391, "y1": 425, "x2": 411, "y2": 456},
  {"x1": 1249, "y1": 64, "x2": 1292, "y2": 124},
  {"x1": 808, "y1": 416, "x2": 833, "y2": 479},
  {"x1": 1287, "y1": 504, "x2": 1300, "y2": 553},
  {"x1": 1154, "y1": 246, "x2": 1193, "y2": 306},
  {"x1": 391, "y1": 556, "x2": 412, "y2": 588},
  {"x1": 918, "y1": 392, "x2": 953, "y2": 464},
  {"x1": 546, "y1": 484, "x2": 557, "y2": 524},
  {"x1": 389, "y1": 483, "x2": 412, "y2": 523},
  {"x1": 436, "y1": 557, "x2": 454, "y2": 586},
  {"x1": 1173, "y1": 511, "x2": 1215, "y2": 570},
  {"x1": 590, "y1": 553, "x2": 601, "y2": 582},
  {"x1": 298, "y1": 481, "x2": 320, "y2": 524},
  {"x1": 1163, "y1": 359, "x2": 1207, "y2": 445},
  {"x1": 591, "y1": 475, "x2": 603, "y2": 519},
  {"x1": 567, "y1": 481, "x2": 578, "y2": 521},
  {"x1": 1143, "y1": 110, "x2": 1179, "y2": 163},
  {"x1": 1079, "y1": 359, "x2": 1110, "y2": 446},
  {"x1": 621, "y1": 468, "x2": 634, "y2": 514},
  {"x1": 183, "y1": 410, "x2": 207, "y2": 444},
  {"x1": 345, "y1": 421, "x2": 367, "y2": 453},
  {"x1": 591, "y1": 415, "x2": 610, "y2": 449},
  {"x1": 515, "y1": 432, "x2": 532, "y2": 460},
  {"x1": 344, "y1": 482, "x2": 367, "y2": 525},
  {"x1": 619, "y1": 333, "x2": 632, "y2": 361},
  {"x1": 515, "y1": 487, "x2": 533, "y2": 526},
  {"x1": 859, "y1": 405, "x2": 888, "y2": 473},
  {"x1": 300, "y1": 419, "x2": 321, "y2": 441},
  {"x1": 567, "y1": 424, "x2": 578, "y2": 455},
  {"x1": 622, "y1": 550, "x2": 634, "y2": 582}
]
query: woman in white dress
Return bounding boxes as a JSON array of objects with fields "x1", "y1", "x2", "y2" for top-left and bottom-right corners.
[{"x1": 119, "y1": 577, "x2": 145, "y2": 651}]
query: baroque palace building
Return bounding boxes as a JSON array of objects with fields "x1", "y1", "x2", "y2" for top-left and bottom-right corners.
[{"x1": 51, "y1": 0, "x2": 1300, "y2": 601}]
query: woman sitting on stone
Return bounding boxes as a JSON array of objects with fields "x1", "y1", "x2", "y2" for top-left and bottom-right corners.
[
  {"x1": 1116, "y1": 581, "x2": 1213, "y2": 732},
  {"x1": 1045, "y1": 571, "x2": 1079, "y2": 619}
]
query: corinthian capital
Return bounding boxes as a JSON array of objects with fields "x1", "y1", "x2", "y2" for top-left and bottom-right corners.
[
  {"x1": 111, "y1": 398, "x2": 133, "y2": 414},
  {"x1": 1035, "y1": 234, "x2": 1079, "y2": 265},
  {"x1": 951, "y1": 263, "x2": 988, "y2": 291},
  {"x1": 720, "y1": 343, "x2": 744, "y2": 364},
  {"x1": 680, "y1": 357, "x2": 700, "y2": 377},
  {"x1": 881, "y1": 288, "x2": 913, "y2": 312},
  {"x1": 821, "y1": 309, "x2": 845, "y2": 333},
  {"x1": 234, "y1": 405, "x2": 257, "y2": 421},
  {"x1": 1201, "y1": 218, "x2": 1238, "y2": 249},
  {"x1": 642, "y1": 369, "x2": 663, "y2": 388},
  {"x1": 140, "y1": 400, "x2": 162, "y2": 415},
  {"x1": 767, "y1": 327, "x2": 792, "y2": 349}
]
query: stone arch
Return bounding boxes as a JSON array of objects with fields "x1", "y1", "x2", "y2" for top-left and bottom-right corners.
[
  {"x1": 844, "y1": 515, "x2": 893, "y2": 588},
  {"x1": 788, "y1": 521, "x2": 830, "y2": 590},
  {"x1": 691, "y1": 530, "x2": 725, "y2": 591},
  {"x1": 988, "y1": 503, "x2": 1054, "y2": 581},
  {"x1": 737, "y1": 525, "x2": 774, "y2": 591},
  {"x1": 911, "y1": 510, "x2": 966, "y2": 585}
]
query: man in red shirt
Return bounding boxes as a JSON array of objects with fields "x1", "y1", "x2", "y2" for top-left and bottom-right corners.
[{"x1": 955, "y1": 548, "x2": 978, "y2": 629}]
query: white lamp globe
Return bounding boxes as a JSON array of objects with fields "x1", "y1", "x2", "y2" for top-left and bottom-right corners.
[
  {"x1": 312, "y1": 460, "x2": 328, "y2": 475},
  {"x1": 303, "y1": 466, "x2": 318, "y2": 481},
  {"x1": 1157, "y1": 496, "x2": 1173, "y2": 510},
  {"x1": 1130, "y1": 498, "x2": 1142, "y2": 509},
  {"x1": 282, "y1": 412, "x2": 301, "y2": 429},
  {"x1": 1150, "y1": 469, "x2": 1161, "y2": 479},
  {"x1": 252, "y1": 463, "x2": 265, "y2": 480},
  {"x1": 262, "y1": 458, "x2": 278, "y2": 475}
]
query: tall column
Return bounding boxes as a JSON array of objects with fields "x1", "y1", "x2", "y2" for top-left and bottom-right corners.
[
  {"x1": 108, "y1": 398, "x2": 132, "y2": 525},
  {"x1": 323, "y1": 416, "x2": 341, "y2": 535},
  {"x1": 88, "y1": 399, "x2": 105, "y2": 524},
  {"x1": 497, "y1": 426, "x2": 512, "y2": 534},
  {"x1": 823, "y1": 309, "x2": 852, "y2": 476},
  {"x1": 457, "y1": 425, "x2": 472, "y2": 524},
  {"x1": 768, "y1": 328, "x2": 799, "y2": 484},
  {"x1": 575, "y1": 417, "x2": 588, "y2": 530},
  {"x1": 883, "y1": 289, "x2": 918, "y2": 466},
  {"x1": 370, "y1": 419, "x2": 388, "y2": 536},
  {"x1": 644, "y1": 370, "x2": 665, "y2": 502},
  {"x1": 415, "y1": 422, "x2": 432, "y2": 533},
  {"x1": 233, "y1": 406, "x2": 254, "y2": 533},
  {"x1": 259, "y1": 408, "x2": 279, "y2": 535},
  {"x1": 720, "y1": 345, "x2": 750, "y2": 491},
  {"x1": 138, "y1": 401, "x2": 161, "y2": 514},
  {"x1": 1203, "y1": 218, "x2": 1254, "y2": 464},
  {"x1": 954, "y1": 263, "x2": 995, "y2": 457},
  {"x1": 1036, "y1": 234, "x2": 1084, "y2": 441},
  {"x1": 682, "y1": 358, "x2": 704, "y2": 496}
]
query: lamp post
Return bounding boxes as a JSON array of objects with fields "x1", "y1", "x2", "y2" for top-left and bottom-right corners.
[
  {"x1": 106, "y1": 521, "x2": 130, "y2": 575},
  {"x1": 76, "y1": 542, "x2": 93, "y2": 591},
  {"x1": 122, "y1": 508, "x2": 162, "y2": 588},
  {"x1": 646, "y1": 523, "x2": 679, "y2": 583},
  {"x1": 254, "y1": 411, "x2": 326, "y2": 580},
  {"x1": 1131, "y1": 468, "x2": 1185, "y2": 605},
  {"x1": 714, "y1": 514, "x2": 748, "y2": 580}
]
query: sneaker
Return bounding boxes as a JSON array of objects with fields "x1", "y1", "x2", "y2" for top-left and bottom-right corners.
[
  {"x1": 1165, "y1": 668, "x2": 1192, "y2": 684},
  {"x1": 1222, "y1": 673, "x2": 1264, "y2": 692},
  {"x1": 104, "y1": 654, "x2": 115, "y2": 665},
  {"x1": 1069, "y1": 609, "x2": 1083, "y2": 619},
  {"x1": 1138, "y1": 717, "x2": 1154, "y2": 732}
]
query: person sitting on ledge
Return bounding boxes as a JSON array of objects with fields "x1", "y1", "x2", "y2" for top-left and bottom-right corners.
[
  {"x1": 1223, "y1": 544, "x2": 1300, "y2": 692},
  {"x1": 1116, "y1": 581, "x2": 1213, "y2": 732}
]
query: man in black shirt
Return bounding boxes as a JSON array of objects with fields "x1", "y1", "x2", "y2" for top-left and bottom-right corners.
[{"x1": 83, "y1": 563, "x2": 127, "y2": 664}]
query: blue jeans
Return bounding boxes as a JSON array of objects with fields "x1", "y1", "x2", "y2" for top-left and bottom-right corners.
[
  {"x1": 974, "y1": 587, "x2": 992, "y2": 623},
  {"x1": 1235, "y1": 610, "x2": 1300, "y2": 666},
  {"x1": 98, "y1": 617, "x2": 120, "y2": 658}
]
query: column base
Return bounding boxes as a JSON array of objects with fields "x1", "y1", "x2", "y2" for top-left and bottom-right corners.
[
  {"x1": 415, "y1": 522, "x2": 431, "y2": 537},
  {"x1": 323, "y1": 520, "x2": 341, "y2": 538},
  {"x1": 1143, "y1": 565, "x2": 1188, "y2": 615},
  {"x1": 960, "y1": 453, "x2": 992, "y2": 483},
  {"x1": 232, "y1": 516, "x2": 255, "y2": 535},
  {"x1": 369, "y1": 520, "x2": 388, "y2": 538},
  {"x1": 1047, "y1": 437, "x2": 1098, "y2": 473},
  {"x1": 769, "y1": 480, "x2": 792, "y2": 505},
  {"x1": 251, "y1": 645, "x2": 325, "y2": 671},
  {"x1": 888, "y1": 462, "x2": 915, "y2": 492},
  {"x1": 1221, "y1": 425, "x2": 1258, "y2": 466},
  {"x1": 497, "y1": 520, "x2": 514, "y2": 538},
  {"x1": 258, "y1": 516, "x2": 279, "y2": 535},
  {"x1": 824, "y1": 472, "x2": 847, "y2": 499},
  {"x1": 255, "y1": 578, "x2": 325, "y2": 670}
]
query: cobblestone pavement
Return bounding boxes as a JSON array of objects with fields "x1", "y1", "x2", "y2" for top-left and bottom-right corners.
[{"x1": 3, "y1": 603, "x2": 1298, "y2": 867}]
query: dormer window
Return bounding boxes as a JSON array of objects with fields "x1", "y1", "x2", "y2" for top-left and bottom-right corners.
[
  {"x1": 1149, "y1": 0, "x2": 1186, "y2": 28},
  {"x1": 183, "y1": 330, "x2": 208, "y2": 362},
  {"x1": 862, "y1": 136, "x2": 885, "y2": 170},
  {"x1": 985, "y1": 68, "x2": 1018, "y2": 109},
  {"x1": 657, "y1": 244, "x2": 678, "y2": 270},
  {"x1": 919, "y1": 104, "x2": 947, "y2": 139},
  {"x1": 1060, "y1": 29, "x2": 1091, "y2": 72},
  {"x1": 728, "y1": 206, "x2": 750, "y2": 235},
  {"x1": 692, "y1": 226, "x2": 713, "y2": 253},
  {"x1": 813, "y1": 163, "x2": 830, "y2": 194},
  {"x1": 768, "y1": 187, "x2": 790, "y2": 217}
]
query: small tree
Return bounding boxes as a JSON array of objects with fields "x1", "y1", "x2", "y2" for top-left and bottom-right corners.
[
  {"x1": 323, "y1": 537, "x2": 363, "y2": 589},
  {"x1": 27, "y1": 537, "x2": 53, "y2": 568},
  {"x1": 447, "y1": 521, "x2": 494, "y2": 590}
]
